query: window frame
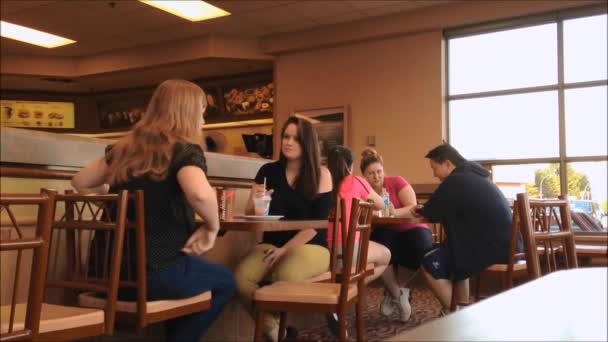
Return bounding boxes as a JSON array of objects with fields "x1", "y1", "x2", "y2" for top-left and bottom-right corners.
[{"x1": 445, "y1": 4, "x2": 608, "y2": 203}]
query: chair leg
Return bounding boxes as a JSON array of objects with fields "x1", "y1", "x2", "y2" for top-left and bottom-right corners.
[
  {"x1": 136, "y1": 324, "x2": 145, "y2": 336},
  {"x1": 356, "y1": 299, "x2": 365, "y2": 342},
  {"x1": 254, "y1": 307, "x2": 265, "y2": 342},
  {"x1": 449, "y1": 280, "x2": 457, "y2": 312},
  {"x1": 278, "y1": 312, "x2": 287, "y2": 342},
  {"x1": 501, "y1": 273, "x2": 509, "y2": 291},
  {"x1": 474, "y1": 273, "x2": 481, "y2": 300},
  {"x1": 338, "y1": 308, "x2": 348, "y2": 341}
]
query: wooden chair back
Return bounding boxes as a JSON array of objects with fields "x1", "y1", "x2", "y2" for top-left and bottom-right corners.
[
  {"x1": 338, "y1": 198, "x2": 374, "y2": 307},
  {"x1": 0, "y1": 192, "x2": 54, "y2": 341},
  {"x1": 516, "y1": 192, "x2": 578, "y2": 280},
  {"x1": 473, "y1": 201, "x2": 526, "y2": 303},
  {"x1": 328, "y1": 197, "x2": 348, "y2": 283},
  {"x1": 101, "y1": 190, "x2": 147, "y2": 331},
  {"x1": 77, "y1": 190, "x2": 212, "y2": 334},
  {"x1": 504, "y1": 201, "x2": 525, "y2": 288},
  {"x1": 44, "y1": 189, "x2": 128, "y2": 335}
]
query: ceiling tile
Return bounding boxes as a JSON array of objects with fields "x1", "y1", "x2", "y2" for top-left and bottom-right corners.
[
  {"x1": 365, "y1": 0, "x2": 451, "y2": 17},
  {"x1": 206, "y1": 1, "x2": 296, "y2": 14},
  {"x1": 0, "y1": 0, "x2": 55, "y2": 15},
  {"x1": 236, "y1": 4, "x2": 310, "y2": 30},
  {"x1": 265, "y1": 20, "x2": 320, "y2": 35},
  {"x1": 0, "y1": 0, "x2": 454, "y2": 58},
  {"x1": 312, "y1": 11, "x2": 366, "y2": 26},
  {"x1": 286, "y1": 1, "x2": 356, "y2": 20},
  {"x1": 345, "y1": 1, "x2": 405, "y2": 11}
]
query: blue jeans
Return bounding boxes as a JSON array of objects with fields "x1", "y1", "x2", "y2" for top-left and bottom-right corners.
[{"x1": 147, "y1": 256, "x2": 235, "y2": 342}]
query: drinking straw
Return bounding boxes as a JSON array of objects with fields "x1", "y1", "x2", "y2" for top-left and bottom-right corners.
[{"x1": 263, "y1": 177, "x2": 266, "y2": 192}]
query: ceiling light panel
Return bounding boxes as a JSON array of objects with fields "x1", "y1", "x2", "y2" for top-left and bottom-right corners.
[
  {"x1": 139, "y1": 1, "x2": 230, "y2": 22},
  {"x1": 0, "y1": 21, "x2": 76, "y2": 48}
]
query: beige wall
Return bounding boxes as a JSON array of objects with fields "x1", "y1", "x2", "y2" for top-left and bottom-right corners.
[
  {"x1": 276, "y1": 30, "x2": 443, "y2": 184},
  {"x1": 273, "y1": 0, "x2": 603, "y2": 185}
]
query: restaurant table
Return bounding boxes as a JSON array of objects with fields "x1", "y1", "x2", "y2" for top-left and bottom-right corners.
[
  {"x1": 372, "y1": 216, "x2": 428, "y2": 225},
  {"x1": 387, "y1": 267, "x2": 607, "y2": 341},
  {"x1": 220, "y1": 218, "x2": 328, "y2": 232}
]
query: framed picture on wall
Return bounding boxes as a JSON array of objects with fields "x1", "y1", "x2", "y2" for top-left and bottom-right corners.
[
  {"x1": 292, "y1": 106, "x2": 350, "y2": 163},
  {"x1": 202, "y1": 87, "x2": 222, "y2": 120}
]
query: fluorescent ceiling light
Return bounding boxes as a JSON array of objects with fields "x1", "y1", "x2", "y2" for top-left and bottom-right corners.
[
  {"x1": 0, "y1": 21, "x2": 75, "y2": 48},
  {"x1": 139, "y1": 0, "x2": 230, "y2": 22}
]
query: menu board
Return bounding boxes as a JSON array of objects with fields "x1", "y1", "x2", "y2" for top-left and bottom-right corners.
[{"x1": 1, "y1": 100, "x2": 75, "y2": 129}]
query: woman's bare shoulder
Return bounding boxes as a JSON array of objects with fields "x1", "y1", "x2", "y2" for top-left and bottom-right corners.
[{"x1": 319, "y1": 166, "x2": 332, "y2": 193}]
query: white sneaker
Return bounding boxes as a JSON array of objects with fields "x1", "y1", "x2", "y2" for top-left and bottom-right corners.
[
  {"x1": 398, "y1": 288, "x2": 412, "y2": 322},
  {"x1": 264, "y1": 327, "x2": 279, "y2": 342},
  {"x1": 380, "y1": 290, "x2": 394, "y2": 317}
]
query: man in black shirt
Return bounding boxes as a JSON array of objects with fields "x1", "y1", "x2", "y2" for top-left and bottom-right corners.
[{"x1": 411, "y1": 144, "x2": 516, "y2": 313}]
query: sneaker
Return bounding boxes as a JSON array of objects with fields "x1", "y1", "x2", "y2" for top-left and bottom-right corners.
[
  {"x1": 264, "y1": 326, "x2": 298, "y2": 342},
  {"x1": 380, "y1": 290, "x2": 394, "y2": 317},
  {"x1": 398, "y1": 288, "x2": 412, "y2": 322},
  {"x1": 326, "y1": 313, "x2": 348, "y2": 339},
  {"x1": 286, "y1": 326, "x2": 298, "y2": 340},
  {"x1": 264, "y1": 327, "x2": 279, "y2": 342}
]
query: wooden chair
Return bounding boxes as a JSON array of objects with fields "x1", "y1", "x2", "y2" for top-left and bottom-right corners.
[
  {"x1": 304, "y1": 197, "x2": 374, "y2": 284},
  {"x1": 77, "y1": 190, "x2": 212, "y2": 334},
  {"x1": 252, "y1": 198, "x2": 374, "y2": 342},
  {"x1": 3, "y1": 189, "x2": 127, "y2": 341},
  {"x1": 473, "y1": 201, "x2": 528, "y2": 300},
  {"x1": 44, "y1": 190, "x2": 127, "y2": 341},
  {"x1": 1, "y1": 192, "x2": 53, "y2": 341},
  {"x1": 516, "y1": 192, "x2": 578, "y2": 280},
  {"x1": 329, "y1": 197, "x2": 348, "y2": 283}
]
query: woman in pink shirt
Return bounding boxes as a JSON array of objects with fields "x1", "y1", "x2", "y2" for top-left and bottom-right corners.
[
  {"x1": 326, "y1": 146, "x2": 390, "y2": 284},
  {"x1": 361, "y1": 148, "x2": 433, "y2": 323}
]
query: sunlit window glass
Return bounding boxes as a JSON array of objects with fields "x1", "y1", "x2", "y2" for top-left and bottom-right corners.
[
  {"x1": 450, "y1": 91, "x2": 559, "y2": 160},
  {"x1": 449, "y1": 23, "x2": 557, "y2": 95},
  {"x1": 564, "y1": 14, "x2": 608, "y2": 83},
  {"x1": 565, "y1": 86, "x2": 608, "y2": 157},
  {"x1": 567, "y1": 161, "x2": 607, "y2": 232},
  {"x1": 492, "y1": 163, "x2": 560, "y2": 201}
]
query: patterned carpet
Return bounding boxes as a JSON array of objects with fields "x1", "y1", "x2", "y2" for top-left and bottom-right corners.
[{"x1": 297, "y1": 284, "x2": 443, "y2": 341}]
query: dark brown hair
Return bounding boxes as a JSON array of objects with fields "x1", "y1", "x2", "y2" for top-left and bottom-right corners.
[
  {"x1": 359, "y1": 147, "x2": 383, "y2": 174},
  {"x1": 279, "y1": 116, "x2": 321, "y2": 200},
  {"x1": 327, "y1": 146, "x2": 353, "y2": 202}
]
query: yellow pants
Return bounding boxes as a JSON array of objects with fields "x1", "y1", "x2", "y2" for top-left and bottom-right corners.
[{"x1": 234, "y1": 243, "x2": 330, "y2": 332}]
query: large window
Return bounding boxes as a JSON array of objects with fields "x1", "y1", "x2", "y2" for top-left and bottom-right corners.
[{"x1": 446, "y1": 7, "x2": 607, "y2": 232}]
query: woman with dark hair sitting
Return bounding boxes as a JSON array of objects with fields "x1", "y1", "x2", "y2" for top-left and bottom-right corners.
[
  {"x1": 234, "y1": 116, "x2": 333, "y2": 341},
  {"x1": 326, "y1": 145, "x2": 391, "y2": 282}
]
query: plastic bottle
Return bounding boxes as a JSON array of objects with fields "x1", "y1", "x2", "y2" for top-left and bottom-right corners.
[{"x1": 381, "y1": 188, "x2": 391, "y2": 217}]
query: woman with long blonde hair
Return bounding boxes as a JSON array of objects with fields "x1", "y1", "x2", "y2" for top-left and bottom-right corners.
[{"x1": 72, "y1": 79, "x2": 235, "y2": 342}]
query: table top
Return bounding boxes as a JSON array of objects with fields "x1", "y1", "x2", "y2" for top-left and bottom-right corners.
[
  {"x1": 372, "y1": 216, "x2": 428, "y2": 225},
  {"x1": 220, "y1": 219, "x2": 328, "y2": 232},
  {"x1": 387, "y1": 267, "x2": 608, "y2": 341}
]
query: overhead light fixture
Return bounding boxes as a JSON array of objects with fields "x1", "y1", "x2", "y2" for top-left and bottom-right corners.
[
  {"x1": 139, "y1": 0, "x2": 230, "y2": 22},
  {"x1": 0, "y1": 21, "x2": 75, "y2": 48}
]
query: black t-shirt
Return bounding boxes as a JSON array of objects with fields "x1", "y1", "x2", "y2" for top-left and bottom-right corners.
[
  {"x1": 255, "y1": 161, "x2": 331, "y2": 248},
  {"x1": 107, "y1": 143, "x2": 208, "y2": 272}
]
